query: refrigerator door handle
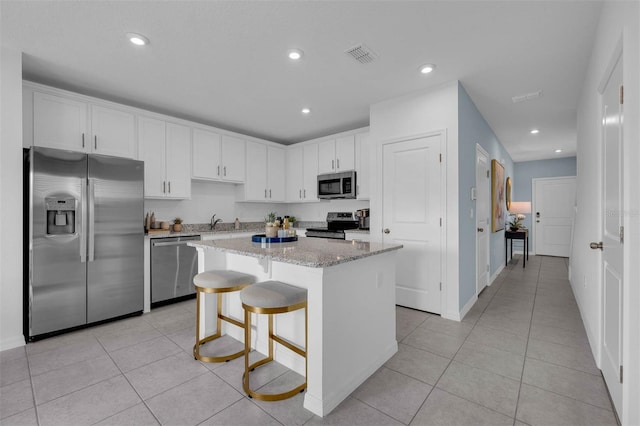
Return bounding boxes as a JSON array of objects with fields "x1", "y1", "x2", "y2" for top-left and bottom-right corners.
[
  {"x1": 88, "y1": 178, "x2": 95, "y2": 262},
  {"x1": 80, "y1": 178, "x2": 87, "y2": 263}
]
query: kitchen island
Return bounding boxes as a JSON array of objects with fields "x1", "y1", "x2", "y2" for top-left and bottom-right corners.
[{"x1": 189, "y1": 236, "x2": 402, "y2": 417}]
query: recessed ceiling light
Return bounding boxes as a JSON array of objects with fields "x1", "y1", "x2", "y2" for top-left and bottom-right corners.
[
  {"x1": 288, "y1": 49, "x2": 304, "y2": 60},
  {"x1": 419, "y1": 64, "x2": 436, "y2": 74},
  {"x1": 301, "y1": 108, "x2": 311, "y2": 115},
  {"x1": 127, "y1": 33, "x2": 150, "y2": 46},
  {"x1": 530, "y1": 129, "x2": 540, "y2": 134},
  {"x1": 555, "y1": 149, "x2": 563, "y2": 153}
]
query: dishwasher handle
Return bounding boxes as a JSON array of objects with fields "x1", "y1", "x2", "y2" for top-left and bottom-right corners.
[{"x1": 151, "y1": 236, "x2": 201, "y2": 248}]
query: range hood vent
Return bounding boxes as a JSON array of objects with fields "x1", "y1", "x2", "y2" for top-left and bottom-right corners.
[{"x1": 345, "y1": 44, "x2": 377, "y2": 64}]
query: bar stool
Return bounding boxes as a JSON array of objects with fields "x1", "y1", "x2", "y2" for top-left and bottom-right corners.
[
  {"x1": 193, "y1": 270, "x2": 254, "y2": 363},
  {"x1": 240, "y1": 280, "x2": 307, "y2": 401}
]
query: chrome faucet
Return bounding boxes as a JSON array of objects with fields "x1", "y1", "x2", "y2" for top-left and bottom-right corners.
[{"x1": 210, "y1": 214, "x2": 223, "y2": 230}]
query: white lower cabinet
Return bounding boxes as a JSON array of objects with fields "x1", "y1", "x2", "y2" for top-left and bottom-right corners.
[
  {"x1": 139, "y1": 117, "x2": 191, "y2": 199},
  {"x1": 242, "y1": 141, "x2": 285, "y2": 202}
]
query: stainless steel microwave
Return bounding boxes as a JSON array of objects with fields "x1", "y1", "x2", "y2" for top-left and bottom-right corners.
[{"x1": 318, "y1": 171, "x2": 357, "y2": 199}]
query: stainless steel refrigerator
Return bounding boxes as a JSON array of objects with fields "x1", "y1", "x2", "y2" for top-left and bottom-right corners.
[{"x1": 25, "y1": 147, "x2": 144, "y2": 340}]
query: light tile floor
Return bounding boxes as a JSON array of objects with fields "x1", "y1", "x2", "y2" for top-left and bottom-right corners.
[{"x1": 0, "y1": 255, "x2": 618, "y2": 425}]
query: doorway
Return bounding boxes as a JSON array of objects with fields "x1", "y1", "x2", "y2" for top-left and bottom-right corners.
[
  {"x1": 532, "y1": 176, "x2": 576, "y2": 256},
  {"x1": 476, "y1": 145, "x2": 490, "y2": 294},
  {"x1": 382, "y1": 133, "x2": 443, "y2": 314}
]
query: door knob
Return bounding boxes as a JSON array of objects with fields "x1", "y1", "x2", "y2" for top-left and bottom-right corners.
[
  {"x1": 383, "y1": 228, "x2": 390, "y2": 234},
  {"x1": 590, "y1": 242, "x2": 603, "y2": 250},
  {"x1": 477, "y1": 228, "x2": 484, "y2": 232}
]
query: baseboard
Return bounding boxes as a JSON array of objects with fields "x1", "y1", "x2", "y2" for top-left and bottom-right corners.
[
  {"x1": 458, "y1": 294, "x2": 478, "y2": 321},
  {"x1": 490, "y1": 264, "x2": 505, "y2": 284},
  {"x1": 0, "y1": 335, "x2": 26, "y2": 352},
  {"x1": 304, "y1": 340, "x2": 398, "y2": 416}
]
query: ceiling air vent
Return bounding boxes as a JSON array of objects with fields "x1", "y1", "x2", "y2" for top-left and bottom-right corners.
[
  {"x1": 512, "y1": 90, "x2": 543, "y2": 103},
  {"x1": 345, "y1": 44, "x2": 377, "y2": 64}
]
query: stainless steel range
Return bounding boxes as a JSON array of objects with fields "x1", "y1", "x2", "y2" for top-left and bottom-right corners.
[{"x1": 305, "y1": 212, "x2": 359, "y2": 240}]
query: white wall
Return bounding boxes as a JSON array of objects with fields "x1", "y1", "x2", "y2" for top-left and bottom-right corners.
[
  {"x1": 369, "y1": 82, "x2": 460, "y2": 320},
  {"x1": 0, "y1": 47, "x2": 25, "y2": 350},
  {"x1": 571, "y1": 2, "x2": 639, "y2": 424}
]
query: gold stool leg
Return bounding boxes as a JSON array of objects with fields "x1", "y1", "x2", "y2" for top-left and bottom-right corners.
[
  {"x1": 194, "y1": 289, "x2": 245, "y2": 363},
  {"x1": 243, "y1": 305, "x2": 307, "y2": 401}
]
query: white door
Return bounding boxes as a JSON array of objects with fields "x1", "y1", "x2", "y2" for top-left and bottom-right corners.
[
  {"x1": 245, "y1": 141, "x2": 268, "y2": 201},
  {"x1": 33, "y1": 92, "x2": 88, "y2": 152},
  {"x1": 533, "y1": 177, "x2": 576, "y2": 256},
  {"x1": 335, "y1": 135, "x2": 355, "y2": 171},
  {"x1": 286, "y1": 146, "x2": 304, "y2": 201},
  {"x1": 382, "y1": 134, "x2": 442, "y2": 313},
  {"x1": 303, "y1": 144, "x2": 319, "y2": 200},
  {"x1": 476, "y1": 145, "x2": 490, "y2": 294},
  {"x1": 220, "y1": 135, "x2": 245, "y2": 182},
  {"x1": 267, "y1": 146, "x2": 286, "y2": 201},
  {"x1": 139, "y1": 117, "x2": 166, "y2": 198},
  {"x1": 599, "y1": 51, "x2": 623, "y2": 415},
  {"x1": 318, "y1": 139, "x2": 336, "y2": 174},
  {"x1": 192, "y1": 128, "x2": 222, "y2": 180},
  {"x1": 164, "y1": 123, "x2": 191, "y2": 199}
]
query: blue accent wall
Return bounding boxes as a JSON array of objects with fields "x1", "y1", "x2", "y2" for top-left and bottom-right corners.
[
  {"x1": 458, "y1": 83, "x2": 514, "y2": 310},
  {"x1": 513, "y1": 157, "x2": 577, "y2": 248}
]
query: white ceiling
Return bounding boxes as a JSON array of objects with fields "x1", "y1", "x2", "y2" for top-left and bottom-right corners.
[{"x1": 1, "y1": 1, "x2": 602, "y2": 162}]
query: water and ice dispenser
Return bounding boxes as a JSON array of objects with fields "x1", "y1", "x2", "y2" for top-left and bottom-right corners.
[{"x1": 45, "y1": 197, "x2": 76, "y2": 235}]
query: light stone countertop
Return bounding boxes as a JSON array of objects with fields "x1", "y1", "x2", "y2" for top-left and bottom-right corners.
[{"x1": 188, "y1": 236, "x2": 401, "y2": 268}]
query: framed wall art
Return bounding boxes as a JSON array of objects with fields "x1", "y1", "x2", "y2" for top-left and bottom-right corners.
[{"x1": 491, "y1": 159, "x2": 505, "y2": 232}]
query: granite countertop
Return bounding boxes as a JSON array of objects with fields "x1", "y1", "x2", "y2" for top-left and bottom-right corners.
[
  {"x1": 145, "y1": 221, "x2": 370, "y2": 239},
  {"x1": 188, "y1": 236, "x2": 401, "y2": 268}
]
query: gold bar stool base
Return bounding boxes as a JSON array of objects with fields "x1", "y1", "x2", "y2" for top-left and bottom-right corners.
[
  {"x1": 240, "y1": 281, "x2": 308, "y2": 402},
  {"x1": 193, "y1": 270, "x2": 254, "y2": 363}
]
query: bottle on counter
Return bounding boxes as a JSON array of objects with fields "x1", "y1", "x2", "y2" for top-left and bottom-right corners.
[
  {"x1": 283, "y1": 216, "x2": 290, "y2": 230},
  {"x1": 234, "y1": 218, "x2": 241, "y2": 230},
  {"x1": 150, "y1": 212, "x2": 156, "y2": 229},
  {"x1": 144, "y1": 212, "x2": 150, "y2": 232}
]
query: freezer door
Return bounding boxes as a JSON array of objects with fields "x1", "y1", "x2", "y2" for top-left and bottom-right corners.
[
  {"x1": 30, "y1": 148, "x2": 87, "y2": 336},
  {"x1": 87, "y1": 154, "x2": 144, "y2": 323}
]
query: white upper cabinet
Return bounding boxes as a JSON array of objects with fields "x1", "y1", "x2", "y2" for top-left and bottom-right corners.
[
  {"x1": 286, "y1": 144, "x2": 319, "y2": 202},
  {"x1": 139, "y1": 117, "x2": 191, "y2": 199},
  {"x1": 90, "y1": 105, "x2": 137, "y2": 159},
  {"x1": 33, "y1": 92, "x2": 88, "y2": 152},
  {"x1": 220, "y1": 135, "x2": 246, "y2": 182},
  {"x1": 192, "y1": 128, "x2": 221, "y2": 180},
  {"x1": 32, "y1": 91, "x2": 137, "y2": 159},
  {"x1": 242, "y1": 141, "x2": 285, "y2": 202},
  {"x1": 192, "y1": 130, "x2": 245, "y2": 183},
  {"x1": 355, "y1": 132, "x2": 371, "y2": 200},
  {"x1": 318, "y1": 135, "x2": 355, "y2": 174}
]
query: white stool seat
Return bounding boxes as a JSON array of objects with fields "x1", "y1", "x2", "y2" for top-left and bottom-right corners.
[
  {"x1": 240, "y1": 280, "x2": 307, "y2": 310},
  {"x1": 194, "y1": 270, "x2": 254, "y2": 290}
]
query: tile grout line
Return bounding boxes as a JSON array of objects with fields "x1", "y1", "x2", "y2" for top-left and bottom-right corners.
[
  {"x1": 406, "y1": 263, "x2": 515, "y2": 425},
  {"x1": 512, "y1": 255, "x2": 542, "y2": 426},
  {"x1": 23, "y1": 347, "x2": 41, "y2": 426}
]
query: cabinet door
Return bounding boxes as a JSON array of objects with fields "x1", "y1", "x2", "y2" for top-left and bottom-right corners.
[
  {"x1": 268, "y1": 146, "x2": 286, "y2": 202},
  {"x1": 192, "y1": 128, "x2": 222, "y2": 180},
  {"x1": 91, "y1": 105, "x2": 137, "y2": 159},
  {"x1": 139, "y1": 117, "x2": 166, "y2": 198},
  {"x1": 335, "y1": 135, "x2": 355, "y2": 171},
  {"x1": 165, "y1": 123, "x2": 191, "y2": 198},
  {"x1": 245, "y1": 141, "x2": 268, "y2": 201},
  {"x1": 355, "y1": 132, "x2": 370, "y2": 199},
  {"x1": 286, "y1": 146, "x2": 303, "y2": 202},
  {"x1": 303, "y1": 143, "x2": 319, "y2": 200},
  {"x1": 221, "y1": 135, "x2": 245, "y2": 182},
  {"x1": 33, "y1": 92, "x2": 88, "y2": 152},
  {"x1": 318, "y1": 139, "x2": 336, "y2": 174}
]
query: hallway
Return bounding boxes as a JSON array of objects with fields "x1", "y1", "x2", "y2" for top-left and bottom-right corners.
[{"x1": 0, "y1": 256, "x2": 617, "y2": 425}]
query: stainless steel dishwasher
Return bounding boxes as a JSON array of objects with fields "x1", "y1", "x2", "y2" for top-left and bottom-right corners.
[{"x1": 151, "y1": 235, "x2": 201, "y2": 307}]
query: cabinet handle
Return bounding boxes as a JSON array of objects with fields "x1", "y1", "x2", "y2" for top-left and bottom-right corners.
[
  {"x1": 332, "y1": 159, "x2": 335, "y2": 170},
  {"x1": 269, "y1": 189, "x2": 272, "y2": 198},
  {"x1": 337, "y1": 158, "x2": 340, "y2": 169},
  {"x1": 168, "y1": 181, "x2": 171, "y2": 193},
  {"x1": 299, "y1": 189, "x2": 302, "y2": 199},
  {"x1": 163, "y1": 181, "x2": 166, "y2": 193},
  {"x1": 357, "y1": 185, "x2": 359, "y2": 196},
  {"x1": 303, "y1": 189, "x2": 306, "y2": 198},
  {"x1": 82, "y1": 133, "x2": 85, "y2": 148},
  {"x1": 264, "y1": 189, "x2": 267, "y2": 198},
  {"x1": 224, "y1": 166, "x2": 227, "y2": 176},
  {"x1": 94, "y1": 135, "x2": 97, "y2": 150},
  {"x1": 217, "y1": 165, "x2": 220, "y2": 176}
]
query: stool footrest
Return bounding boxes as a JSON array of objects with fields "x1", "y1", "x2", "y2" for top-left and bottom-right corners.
[
  {"x1": 270, "y1": 334, "x2": 306, "y2": 358},
  {"x1": 243, "y1": 356, "x2": 306, "y2": 401}
]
